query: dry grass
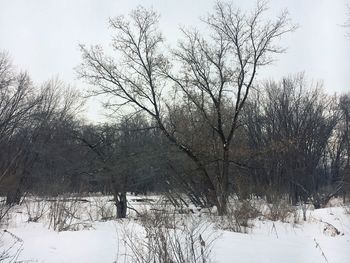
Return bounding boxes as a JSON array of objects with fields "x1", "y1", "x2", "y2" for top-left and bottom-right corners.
[
  {"x1": 214, "y1": 199, "x2": 260, "y2": 233},
  {"x1": 121, "y1": 206, "x2": 216, "y2": 263}
]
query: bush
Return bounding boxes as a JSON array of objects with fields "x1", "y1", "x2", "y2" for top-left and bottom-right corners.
[
  {"x1": 121, "y1": 209, "x2": 216, "y2": 263},
  {"x1": 47, "y1": 196, "x2": 91, "y2": 231},
  {"x1": 24, "y1": 196, "x2": 48, "y2": 222},
  {"x1": 265, "y1": 198, "x2": 296, "y2": 222},
  {"x1": 87, "y1": 197, "x2": 115, "y2": 221},
  {"x1": 215, "y1": 199, "x2": 260, "y2": 233}
]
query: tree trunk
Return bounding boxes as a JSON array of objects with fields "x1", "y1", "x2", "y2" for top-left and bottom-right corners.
[
  {"x1": 115, "y1": 192, "x2": 127, "y2": 219},
  {"x1": 157, "y1": 121, "x2": 219, "y2": 210},
  {"x1": 5, "y1": 173, "x2": 26, "y2": 206},
  {"x1": 217, "y1": 146, "x2": 230, "y2": 216},
  {"x1": 6, "y1": 188, "x2": 21, "y2": 205}
]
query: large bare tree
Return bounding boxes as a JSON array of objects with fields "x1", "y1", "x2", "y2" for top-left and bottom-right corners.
[
  {"x1": 0, "y1": 51, "x2": 40, "y2": 204},
  {"x1": 78, "y1": 1, "x2": 295, "y2": 214},
  {"x1": 245, "y1": 74, "x2": 340, "y2": 207}
]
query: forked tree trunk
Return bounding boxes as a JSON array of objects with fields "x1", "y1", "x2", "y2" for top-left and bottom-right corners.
[{"x1": 111, "y1": 173, "x2": 128, "y2": 219}]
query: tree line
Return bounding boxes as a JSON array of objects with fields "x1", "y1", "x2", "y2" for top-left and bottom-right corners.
[{"x1": 1, "y1": 1, "x2": 349, "y2": 218}]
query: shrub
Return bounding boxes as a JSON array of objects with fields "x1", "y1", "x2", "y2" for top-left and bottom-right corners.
[
  {"x1": 87, "y1": 197, "x2": 115, "y2": 221},
  {"x1": 215, "y1": 199, "x2": 260, "y2": 233},
  {"x1": 24, "y1": 196, "x2": 48, "y2": 222},
  {"x1": 121, "y1": 209, "x2": 216, "y2": 263},
  {"x1": 265, "y1": 198, "x2": 296, "y2": 222},
  {"x1": 47, "y1": 196, "x2": 91, "y2": 231}
]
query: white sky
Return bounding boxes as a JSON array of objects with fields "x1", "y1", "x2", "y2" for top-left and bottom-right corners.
[{"x1": 0, "y1": 0, "x2": 349, "y2": 121}]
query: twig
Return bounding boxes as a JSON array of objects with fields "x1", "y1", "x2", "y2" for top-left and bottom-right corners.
[
  {"x1": 313, "y1": 238, "x2": 329, "y2": 263},
  {"x1": 127, "y1": 206, "x2": 141, "y2": 216},
  {"x1": 271, "y1": 222, "x2": 279, "y2": 239},
  {"x1": 3, "y1": 230, "x2": 23, "y2": 243}
]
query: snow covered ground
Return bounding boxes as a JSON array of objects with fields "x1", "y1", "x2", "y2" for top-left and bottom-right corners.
[
  {"x1": 1, "y1": 196, "x2": 350, "y2": 263},
  {"x1": 214, "y1": 207, "x2": 350, "y2": 263}
]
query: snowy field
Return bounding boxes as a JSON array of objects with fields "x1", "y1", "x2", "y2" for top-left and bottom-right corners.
[{"x1": 1, "y1": 195, "x2": 350, "y2": 263}]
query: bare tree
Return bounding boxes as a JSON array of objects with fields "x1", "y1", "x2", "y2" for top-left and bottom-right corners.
[
  {"x1": 244, "y1": 74, "x2": 339, "y2": 207},
  {"x1": 0, "y1": 69, "x2": 84, "y2": 205},
  {"x1": 78, "y1": 1, "x2": 295, "y2": 215},
  {"x1": 0, "y1": 52, "x2": 36, "y2": 144},
  {"x1": 339, "y1": 94, "x2": 350, "y2": 167},
  {"x1": 338, "y1": 94, "x2": 350, "y2": 200},
  {"x1": 28, "y1": 79, "x2": 86, "y2": 195},
  {"x1": 0, "y1": 51, "x2": 40, "y2": 205},
  {"x1": 79, "y1": 115, "x2": 161, "y2": 218}
]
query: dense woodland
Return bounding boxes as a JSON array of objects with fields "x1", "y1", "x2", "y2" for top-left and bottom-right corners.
[{"x1": 0, "y1": 2, "x2": 349, "y2": 219}]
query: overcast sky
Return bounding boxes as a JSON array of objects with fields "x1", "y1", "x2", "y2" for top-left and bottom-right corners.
[{"x1": 0, "y1": 0, "x2": 349, "y2": 121}]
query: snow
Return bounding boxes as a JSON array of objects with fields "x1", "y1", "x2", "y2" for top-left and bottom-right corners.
[
  {"x1": 1, "y1": 196, "x2": 350, "y2": 263},
  {"x1": 211, "y1": 206, "x2": 350, "y2": 263},
  {"x1": 11, "y1": 222, "x2": 119, "y2": 263}
]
